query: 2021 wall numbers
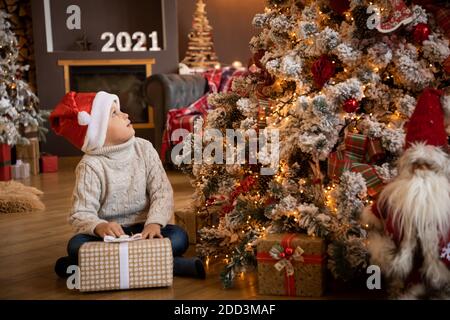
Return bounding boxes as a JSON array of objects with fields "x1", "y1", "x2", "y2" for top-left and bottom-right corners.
[{"x1": 100, "y1": 31, "x2": 161, "y2": 52}]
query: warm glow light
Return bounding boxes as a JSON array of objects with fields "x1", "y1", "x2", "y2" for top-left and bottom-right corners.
[{"x1": 232, "y1": 60, "x2": 243, "y2": 69}]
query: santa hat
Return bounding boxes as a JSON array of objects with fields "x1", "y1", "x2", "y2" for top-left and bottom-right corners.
[
  {"x1": 50, "y1": 91, "x2": 120, "y2": 152},
  {"x1": 401, "y1": 87, "x2": 449, "y2": 173},
  {"x1": 405, "y1": 87, "x2": 447, "y2": 150}
]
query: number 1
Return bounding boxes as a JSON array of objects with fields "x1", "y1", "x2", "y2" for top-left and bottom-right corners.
[{"x1": 149, "y1": 31, "x2": 161, "y2": 51}]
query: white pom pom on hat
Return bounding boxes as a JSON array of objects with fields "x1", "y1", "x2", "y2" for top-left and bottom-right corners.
[{"x1": 77, "y1": 111, "x2": 92, "y2": 126}]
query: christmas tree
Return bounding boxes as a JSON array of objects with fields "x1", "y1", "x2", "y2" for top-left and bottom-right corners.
[
  {"x1": 181, "y1": 0, "x2": 220, "y2": 70},
  {"x1": 0, "y1": 10, "x2": 47, "y2": 146},
  {"x1": 176, "y1": 0, "x2": 450, "y2": 288}
]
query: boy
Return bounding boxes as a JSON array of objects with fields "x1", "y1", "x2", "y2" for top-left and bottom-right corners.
[{"x1": 50, "y1": 91, "x2": 205, "y2": 279}]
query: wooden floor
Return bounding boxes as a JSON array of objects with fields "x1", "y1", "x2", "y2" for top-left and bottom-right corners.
[{"x1": 0, "y1": 158, "x2": 382, "y2": 300}]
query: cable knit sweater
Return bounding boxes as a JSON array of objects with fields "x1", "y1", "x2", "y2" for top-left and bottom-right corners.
[{"x1": 69, "y1": 137, "x2": 174, "y2": 236}]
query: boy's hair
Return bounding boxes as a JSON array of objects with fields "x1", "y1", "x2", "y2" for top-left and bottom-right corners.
[{"x1": 50, "y1": 91, "x2": 120, "y2": 152}]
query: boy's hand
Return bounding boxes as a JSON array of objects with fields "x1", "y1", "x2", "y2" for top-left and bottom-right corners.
[
  {"x1": 94, "y1": 222, "x2": 125, "y2": 238},
  {"x1": 142, "y1": 223, "x2": 163, "y2": 239}
]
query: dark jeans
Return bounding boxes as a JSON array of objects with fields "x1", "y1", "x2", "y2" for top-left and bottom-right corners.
[{"x1": 67, "y1": 223, "x2": 189, "y2": 263}]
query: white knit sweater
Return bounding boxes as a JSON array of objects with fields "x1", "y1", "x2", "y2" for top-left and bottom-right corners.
[{"x1": 69, "y1": 137, "x2": 174, "y2": 236}]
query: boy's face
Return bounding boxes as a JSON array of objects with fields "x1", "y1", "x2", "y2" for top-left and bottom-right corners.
[{"x1": 104, "y1": 102, "x2": 135, "y2": 146}]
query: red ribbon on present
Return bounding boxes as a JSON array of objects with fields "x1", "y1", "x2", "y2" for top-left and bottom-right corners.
[
  {"x1": 328, "y1": 133, "x2": 385, "y2": 197},
  {"x1": 256, "y1": 234, "x2": 324, "y2": 296}
]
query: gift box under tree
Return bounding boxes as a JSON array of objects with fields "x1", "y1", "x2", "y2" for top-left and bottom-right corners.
[
  {"x1": 15, "y1": 138, "x2": 40, "y2": 175},
  {"x1": 175, "y1": 206, "x2": 221, "y2": 244},
  {"x1": 78, "y1": 236, "x2": 173, "y2": 292},
  {"x1": 11, "y1": 160, "x2": 30, "y2": 180},
  {"x1": 40, "y1": 153, "x2": 58, "y2": 173},
  {"x1": 256, "y1": 233, "x2": 326, "y2": 297},
  {"x1": 0, "y1": 143, "x2": 12, "y2": 181}
]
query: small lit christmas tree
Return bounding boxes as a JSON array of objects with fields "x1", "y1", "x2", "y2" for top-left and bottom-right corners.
[
  {"x1": 0, "y1": 10, "x2": 48, "y2": 146},
  {"x1": 181, "y1": 0, "x2": 220, "y2": 70}
]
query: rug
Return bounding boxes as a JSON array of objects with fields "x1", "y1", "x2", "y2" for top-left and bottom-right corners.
[{"x1": 0, "y1": 180, "x2": 45, "y2": 214}]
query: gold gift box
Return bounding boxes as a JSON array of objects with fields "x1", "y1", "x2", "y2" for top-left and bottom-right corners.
[
  {"x1": 257, "y1": 233, "x2": 326, "y2": 297},
  {"x1": 79, "y1": 238, "x2": 173, "y2": 292}
]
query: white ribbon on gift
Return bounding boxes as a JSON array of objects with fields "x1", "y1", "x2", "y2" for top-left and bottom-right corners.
[
  {"x1": 103, "y1": 233, "x2": 143, "y2": 289},
  {"x1": 103, "y1": 234, "x2": 143, "y2": 243},
  {"x1": 270, "y1": 244, "x2": 305, "y2": 277}
]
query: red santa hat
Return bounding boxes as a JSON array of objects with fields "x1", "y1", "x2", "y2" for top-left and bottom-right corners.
[
  {"x1": 405, "y1": 87, "x2": 447, "y2": 150},
  {"x1": 50, "y1": 91, "x2": 120, "y2": 152},
  {"x1": 401, "y1": 88, "x2": 449, "y2": 173}
]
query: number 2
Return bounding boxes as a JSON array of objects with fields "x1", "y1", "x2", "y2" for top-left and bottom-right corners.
[
  {"x1": 100, "y1": 32, "x2": 115, "y2": 52},
  {"x1": 132, "y1": 32, "x2": 147, "y2": 51}
]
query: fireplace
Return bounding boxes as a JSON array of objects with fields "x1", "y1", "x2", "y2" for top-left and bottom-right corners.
[{"x1": 58, "y1": 59, "x2": 155, "y2": 128}]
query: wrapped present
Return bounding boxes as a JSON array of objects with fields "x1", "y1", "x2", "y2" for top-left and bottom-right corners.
[
  {"x1": 11, "y1": 160, "x2": 30, "y2": 180},
  {"x1": 175, "y1": 209, "x2": 197, "y2": 244},
  {"x1": 257, "y1": 233, "x2": 326, "y2": 297},
  {"x1": 23, "y1": 125, "x2": 39, "y2": 139},
  {"x1": 40, "y1": 153, "x2": 58, "y2": 173},
  {"x1": 175, "y1": 206, "x2": 221, "y2": 244},
  {"x1": 0, "y1": 143, "x2": 11, "y2": 181},
  {"x1": 79, "y1": 235, "x2": 173, "y2": 292},
  {"x1": 16, "y1": 138, "x2": 40, "y2": 175},
  {"x1": 328, "y1": 133, "x2": 385, "y2": 197}
]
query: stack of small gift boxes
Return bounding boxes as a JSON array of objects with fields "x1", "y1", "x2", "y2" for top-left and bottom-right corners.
[{"x1": 0, "y1": 139, "x2": 58, "y2": 181}]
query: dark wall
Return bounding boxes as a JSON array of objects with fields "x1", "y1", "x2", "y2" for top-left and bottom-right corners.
[
  {"x1": 31, "y1": 0, "x2": 179, "y2": 156},
  {"x1": 178, "y1": 0, "x2": 265, "y2": 66}
]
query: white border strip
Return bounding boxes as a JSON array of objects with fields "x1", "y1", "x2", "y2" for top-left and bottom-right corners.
[{"x1": 43, "y1": 0, "x2": 54, "y2": 52}]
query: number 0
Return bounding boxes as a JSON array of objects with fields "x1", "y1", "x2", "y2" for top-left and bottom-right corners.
[{"x1": 116, "y1": 32, "x2": 132, "y2": 52}]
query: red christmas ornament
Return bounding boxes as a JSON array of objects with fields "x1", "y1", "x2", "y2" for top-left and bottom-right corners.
[
  {"x1": 284, "y1": 247, "x2": 294, "y2": 256},
  {"x1": 279, "y1": 252, "x2": 286, "y2": 259},
  {"x1": 329, "y1": 0, "x2": 350, "y2": 15},
  {"x1": 311, "y1": 55, "x2": 335, "y2": 89},
  {"x1": 413, "y1": 23, "x2": 431, "y2": 43},
  {"x1": 343, "y1": 98, "x2": 359, "y2": 113}
]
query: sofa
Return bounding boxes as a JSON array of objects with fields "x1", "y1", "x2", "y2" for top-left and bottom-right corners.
[{"x1": 143, "y1": 74, "x2": 208, "y2": 157}]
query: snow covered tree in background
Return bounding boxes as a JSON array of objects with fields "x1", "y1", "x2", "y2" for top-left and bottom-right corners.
[
  {"x1": 177, "y1": 0, "x2": 450, "y2": 288},
  {"x1": 181, "y1": 0, "x2": 220, "y2": 70},
  {"x1": 0, "y1": 10, "x2": 47, "y2": 146}
]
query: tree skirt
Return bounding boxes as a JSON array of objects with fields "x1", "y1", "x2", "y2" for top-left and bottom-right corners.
[{"x1": 0, "y1": 181, "x2": 45, "y2": 214}]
